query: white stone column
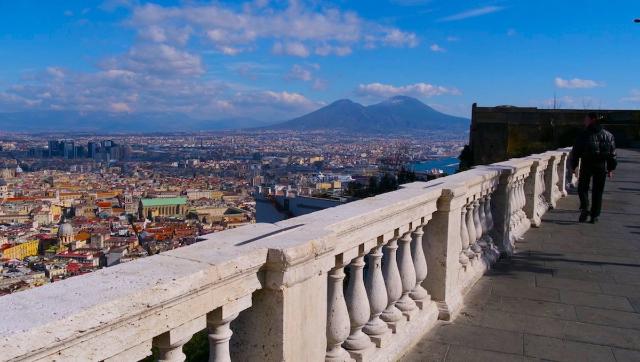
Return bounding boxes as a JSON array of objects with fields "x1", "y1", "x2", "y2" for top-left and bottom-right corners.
[
  {"x1": 208, "y1": 295, "x2": 251, "y2": 362},
  {"x1": 472, "y1": 199, "x2": 483, "y2": 252},
  {"x1": 396, "y1": 231, "x2": 418, "y2": 319},
  {"x1": 466, "y1": 203, "x2": 479, "y2": 255},
  {"x1": 485, "y1": 194, "x2": 494, "y2": 232},
  {"x1": 344, "y1": 251, "x2": 375, "y2": 359},
  {"x1": 409, "y1": 222, "x2": 430, "y2": 308},
  {"x1": 558, "y1": 151, "x2": 569, "y2": 197},
  {"x1": 380, "y1": 237, "x2": 405, "y2": 332},
  {"x1": 459, "y1": 207, "x2": 470, "y2": 265},
  {"x1": 478, "y1": 197, "x2": 488, "y2": 240},
  {"x1": 207, "y1": 313, "x2": 238, "y2": 362},
  {"x1": 326, "y1": 262, "x2": 351, "y2": 362},
  {"x1": 363, "y1": 244, "x2": 392, "y2": 347},
  {"x1": 517, "y1": 180, "x2": 524, "y2": 220},
  {"x1": 154, "y1": 316, "x2": 206, "y2": 362}
]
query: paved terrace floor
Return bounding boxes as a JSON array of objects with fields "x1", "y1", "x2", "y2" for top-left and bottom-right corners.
[{"x1": 401, "y1": 149, "x2": 640, "y2": 362}]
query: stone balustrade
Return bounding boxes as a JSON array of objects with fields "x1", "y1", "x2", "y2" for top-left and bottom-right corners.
[{"x1": 0, "y1": 148, "x2": 571, "y2": 362}]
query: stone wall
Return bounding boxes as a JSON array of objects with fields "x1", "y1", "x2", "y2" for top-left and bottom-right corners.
[{"x1": 470, "y1": 104, "x2": 640, "y2": 165}]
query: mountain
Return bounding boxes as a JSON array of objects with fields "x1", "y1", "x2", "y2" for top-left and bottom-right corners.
[
  {"x1": 0, "y1": 96, "x2": 468, "y2": 133},
  {"x1": 266, "y1": 96, "x2": 469, "y2": 133},
  {"x1": 0, "y1": 111, "x2": 273, "y2": 133}
]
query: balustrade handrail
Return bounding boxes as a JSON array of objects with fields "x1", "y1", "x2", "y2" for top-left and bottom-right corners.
[{"x1": 0, "y1": 147, "x2": 572, "y2": 362}]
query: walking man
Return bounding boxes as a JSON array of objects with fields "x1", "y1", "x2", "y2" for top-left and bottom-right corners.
[{"x1": 570, "y1": 112, "x2": 617, "y2": 223}]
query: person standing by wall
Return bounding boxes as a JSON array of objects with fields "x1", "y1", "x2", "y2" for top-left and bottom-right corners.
[{"x1": 570, "y1": 112, "x2": 617, "y2": 223}]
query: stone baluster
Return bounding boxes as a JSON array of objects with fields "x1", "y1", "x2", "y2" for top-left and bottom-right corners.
[
  {"x1": 472, "y1": 199, "x2": 483, "y2": 252},
  {"x1": 514, "y1": 180, "x2": 521, "y2": 220},
  {"x1": 467, "y1": 203, "x2": 480, "y2": 255},
  {"x1": 477, "y1": 197, "x2": 488, "y2": 249},
  {"x1": 326, "y1": 262, "x2": 351, "y2": 361},
  {"x1": 207, "y1": 313, "x2": 238, "y2": 362},
  {"x1": 363, "y1": 243, "x2": 391, "y2": 346},
  {"x1": 409, "y1": 222, "x2": 430, "y2": 308},
  {"x1": 396, "y1": 231, "x2": 418, "y2": 318},
  {"x1": 520, "y1": 179, "x2": 528, "y2": 229},
  {"x1": 156, "y1": 337, "x2": 190, "y2": 362},
  {"x1": 344, "y1": 251, "x2": 375, "y2": 357},
  {"x1": 485, "y1": 194, "x2": 494, "y2": 232},
  {"x1": 508, "y1": 183, "x2": 516, "y2": 233},
  {"x1": 540, "y1": 170, "x2": 547, "y2": 208},
  {"x1": 518, "y1": 179, "x2": 526, "y2": 221},
  {"x1": 207, "y1": 296, "x2": 252, "y2": 362},
  {"x1": 381, "y1": 236, "x2": 405, "y2": 332},
  {"x1": 459, "y1": 207, "x2": 470, "y2": 265},
  {"x1": 154, "y1": 316, "x2": 205, "y2": 362}
]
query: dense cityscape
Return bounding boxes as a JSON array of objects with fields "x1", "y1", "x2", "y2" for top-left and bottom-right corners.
[{"x1": 0, "y1": 130, "x2": 465, "y2": 295}]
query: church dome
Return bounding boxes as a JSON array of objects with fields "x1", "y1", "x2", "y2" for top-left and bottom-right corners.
[{"x1": 58, "y1": 222, "x2": 74, "y2": 238}]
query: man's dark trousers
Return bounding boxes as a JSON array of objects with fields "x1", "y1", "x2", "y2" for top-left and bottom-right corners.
[{"x1": 578, "y1": 167, "x2": 607, "y2": 217}]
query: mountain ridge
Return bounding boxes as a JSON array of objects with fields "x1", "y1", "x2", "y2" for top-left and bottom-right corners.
[
  {"x1": 265, "y1": 95, "x2": 469, "y2": 133},
  {"x1": 0, "y1": 96, "x2": 469, "y2": 133}
]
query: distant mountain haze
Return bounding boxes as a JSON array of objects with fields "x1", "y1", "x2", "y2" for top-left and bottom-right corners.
[
  {"x1": 0, "y1": 111, "x2": 269, "y2": 133},
  {"x1": 266, "y1": 96, "x2": 469, "y2": 132},
  {"x1": 0, "y1": 96, "x2": 468, "y2": 133}
]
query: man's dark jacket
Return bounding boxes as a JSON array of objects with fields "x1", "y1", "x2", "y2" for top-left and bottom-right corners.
[{"x1": 570, "y1": 123, "x2": 617, "y2": 173}]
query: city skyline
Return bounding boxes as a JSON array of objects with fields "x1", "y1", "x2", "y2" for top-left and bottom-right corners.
[{"x1": 1, "y1": 0, "x2": 639, "y2": 123}]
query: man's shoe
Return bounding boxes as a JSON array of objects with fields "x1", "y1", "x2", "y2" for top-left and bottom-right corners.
[
  {"x1": 579, "y1": 211, "x2": 590, "y2": 223},
  {"x1": 589, "y1": 217, "x2": 599, "y2": 224}
]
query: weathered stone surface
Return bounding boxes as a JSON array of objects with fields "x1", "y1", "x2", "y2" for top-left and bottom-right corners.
[
  {"x1": 446, "y1": 345, "x2": 525, "y2": 362},
  {"x1": 403, "y1": 149, "x2": 640, "y2": 361},
  {"x1": 613, "y1": 348, "x2": 640, "y2": 362},
  {"x1": 524, "y1": 334, "x2": 615, "y2": 362},
  {"x1": 560, "y1": 290, "x2": 634, "y2": 311}
]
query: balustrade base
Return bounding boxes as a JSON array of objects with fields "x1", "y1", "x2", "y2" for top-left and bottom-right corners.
[
  {"x1": 326, "y1": 347, "x2": 354, "y2": 362},
  {"x1": 435, "y1": 296, "x2": 461, "y2": 321},
  {"x1": 383, "y1": 317, "x2": 406, "y2": 334},
  {"x1": 401, "y1": 307, "x2": 418, "y2": 321},
  {"x1": 413, "y1": 298, "x2": 429, "y2": 310},
  {"x1": 370, "y1": 304, "x2": 439, "y2": 362},
  {"x1": 346, "y1": 342, "x2": 376, "y2": 362},
  {"x1": 368, "y1": 328, "x2": 392, "y2": 348}
]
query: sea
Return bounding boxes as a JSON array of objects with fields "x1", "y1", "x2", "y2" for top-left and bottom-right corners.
[{"x1": 409, "y1": 157, "x2": 460, "y2": 175}]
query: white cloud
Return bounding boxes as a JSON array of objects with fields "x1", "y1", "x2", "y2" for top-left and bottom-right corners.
[
  {"x1": 46, "y1": 67, "x2": 66, "y2": 79},
  {"x1": 382, "y1": 29, "x2": 418, "y2": 48},
  {"x1": 439, "y1": 6, "x2": 504, "y2": 22},
  {"x1": 356, "y1": 82, "x2": 461, "y2": 98},
  {"x1": 621, "y1": 89, "x2": 640, "y2": 103},
  {"x1": 1, "y1": 1, "x2": 424, "y2": 121},
  {"x1": 312, "y1": 78, "x2": 328, "y2": 91},
  {"x1": 287, "y1": 64, "x2": 313, "y2": 81},
  {"x1": 315, "y1": 44, "x2": 352, "y2": 56},
  {"x1": 273, "y1": 42, "x2": 310, "y2": 57},
  {"x1": 285, "y1": 64, "x2": 327, "y2": 91},
  {"x1": 540, "y1": 95, "x2": 604, "y2": 109},
  {"x1": 102, "y1": 44, "x2": 204, "y2": 76},
  {"x1": 554, "y1": 77, "x2": 601, "y2": 89},
  {"x1": 110, "y1": 102, "x2": 132, "y2": 112},
  {"x1": 446, "y1": 36, "x2": 459, "y2": 42},
  {"x1": 129, "y1": 2, "x2": 418, "y2": 56},
  {"x1": 429, "y1": 43, "x2": 446, "y2": 52}
]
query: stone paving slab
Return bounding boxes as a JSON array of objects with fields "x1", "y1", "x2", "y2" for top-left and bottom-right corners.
[{"x1": 400, "y1": 149, "x2": 640, "y2": 361}]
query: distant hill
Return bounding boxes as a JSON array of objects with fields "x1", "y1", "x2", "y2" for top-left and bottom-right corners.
[
  {"x1": 0, "y1": 96, "x2": 468, "y2": 133},
  {"x1": 0, "y1": 111, "x2": 272, "y2": 133},
  {"x1": 266, "y1": 96, "x2": 469, "y2": 132}
]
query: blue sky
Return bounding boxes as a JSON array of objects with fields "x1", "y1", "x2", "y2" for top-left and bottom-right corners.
[{"x1": 0, "y1": 0, "x2": 638, "y2": 121}]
